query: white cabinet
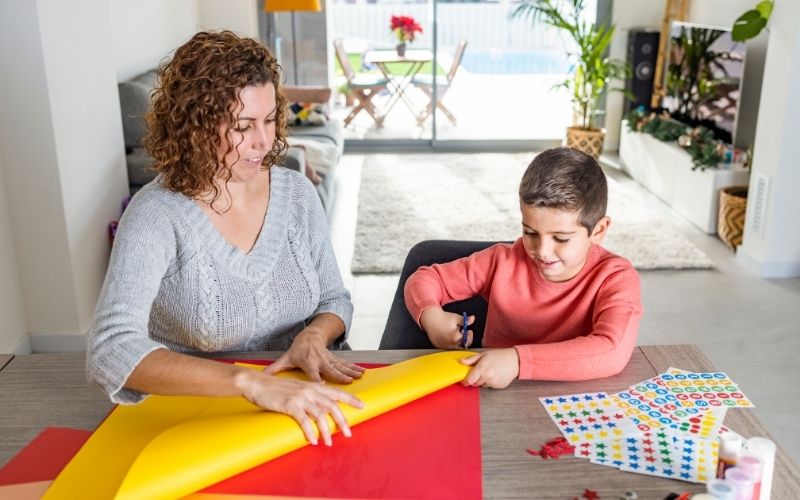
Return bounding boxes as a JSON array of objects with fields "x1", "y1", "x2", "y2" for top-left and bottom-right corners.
[{"x1": 619, "y1": 121, "x2": 750, "y2": 234}]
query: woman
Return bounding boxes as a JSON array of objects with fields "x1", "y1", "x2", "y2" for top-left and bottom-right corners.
[{"x1": 87, "y1": 31, "x2": 364, "y2": 446}]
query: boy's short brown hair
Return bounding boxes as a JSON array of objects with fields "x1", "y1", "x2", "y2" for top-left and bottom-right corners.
[{"x1": 518, "y1": 147, "x2": 608, "y2": 234}]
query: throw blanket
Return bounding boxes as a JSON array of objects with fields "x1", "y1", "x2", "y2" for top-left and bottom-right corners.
[{"x1": 287, "y1": 137, "x2": 338, "y2": 178}]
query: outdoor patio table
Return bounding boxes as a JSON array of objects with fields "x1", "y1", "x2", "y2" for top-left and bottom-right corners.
[{"x1": 363, "y1": 49, "x2": 433, "y2": 120}]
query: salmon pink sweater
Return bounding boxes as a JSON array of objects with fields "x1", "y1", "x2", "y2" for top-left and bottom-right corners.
[{"x1": 404, "y1": 239, "x2": 642, "y2": 381}]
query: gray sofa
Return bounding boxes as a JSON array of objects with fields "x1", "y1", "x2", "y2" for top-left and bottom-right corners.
[{"x1": 118, "y1": 70, "x2": 344, "y2": 219}]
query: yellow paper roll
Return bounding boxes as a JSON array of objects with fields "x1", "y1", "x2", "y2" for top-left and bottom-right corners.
[{"x1": 44, "y1": 351, "x2": 473, "y2": 500}]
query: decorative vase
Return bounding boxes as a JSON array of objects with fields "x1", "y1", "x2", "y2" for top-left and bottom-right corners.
[
  {"x1": 565, "y1": 126, "x2": 605, "y2": 159},
  {"x1": 395, "y1": 43, "x2": 407, "y2": 57},
  {"x1": 718, "y1": 185, "x2": 748, "y2": 251}
]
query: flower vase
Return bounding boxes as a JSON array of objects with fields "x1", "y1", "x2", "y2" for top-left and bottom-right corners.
[{"x1": 395, "y1": 43, "x2": 407, "y2": 57}]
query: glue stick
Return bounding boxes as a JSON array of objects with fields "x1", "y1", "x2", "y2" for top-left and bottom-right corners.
[
  {"x1": 717, "y1": 432, "x2": 743, "y2": 478},
  {"x1": 706, "y1": 478, "x2": 737, "y2": 500},
  {"x1": 745, "y1": 437, "x2": 775, "y2": 500},
  {"x1": 737, "y1": 454, "x2": 763, "y2": 499},
  {"x1": 725, "y1": 467, "x2": 755, "y2": 500}
]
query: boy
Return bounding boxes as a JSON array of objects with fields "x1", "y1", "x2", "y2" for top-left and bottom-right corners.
[{"x1": 404, "y1": 147, "x2": 642, "y2": 388}]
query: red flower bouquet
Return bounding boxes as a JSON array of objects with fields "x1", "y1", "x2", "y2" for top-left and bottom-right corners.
[{"x1": 390, "y1": 15, "x2": 423, "y2": 43}]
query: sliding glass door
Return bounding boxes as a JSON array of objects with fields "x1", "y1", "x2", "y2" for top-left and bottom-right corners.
[{"x1": 329, "y1": 0, "x2": 594, "y2": 148}]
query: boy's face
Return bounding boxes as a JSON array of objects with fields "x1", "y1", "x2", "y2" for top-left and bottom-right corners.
[{"x1": 520, "y1": 203, "x2": 610, "y2": 283}]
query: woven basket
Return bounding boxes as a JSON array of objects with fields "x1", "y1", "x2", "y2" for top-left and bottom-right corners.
[
  {"x1": 718, "y1": 185, "x2": 748, "y2": 251},
  {"x1": 565, "y1": 127, "x2": 605, "y2": 159}
]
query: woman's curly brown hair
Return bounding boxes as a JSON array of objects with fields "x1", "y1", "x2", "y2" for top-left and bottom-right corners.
[{"x1": 143, "y1": 30, "x2": 288, "y2": 204}]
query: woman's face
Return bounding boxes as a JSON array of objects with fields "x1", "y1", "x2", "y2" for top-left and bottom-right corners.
[{"x1": 217, "y1": 83, "x2": 277, "y2": 183}]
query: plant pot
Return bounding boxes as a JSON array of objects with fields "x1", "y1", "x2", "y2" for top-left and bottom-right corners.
[
  {"x1": 396, "y1": 43, "x2": 407, "y2": 57},
  {"x1": 718, "y1": 185, "x2": 748, "y2": 251},
  {"x1": 565, "y1": 126, "x2": 605, "y2": 159}
]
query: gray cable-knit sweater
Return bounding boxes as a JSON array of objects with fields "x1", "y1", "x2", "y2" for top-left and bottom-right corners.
[{"x1": 86, "y1": 167, "x2": 353, "y2": 404}]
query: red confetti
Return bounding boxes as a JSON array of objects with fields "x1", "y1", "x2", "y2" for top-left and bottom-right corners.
[
  {"x1": 526, "y1": 436, "x2": 575, "y2": 460},
  {"x1": 583, "y1": 488, "x2": 600, "y2": 500}
]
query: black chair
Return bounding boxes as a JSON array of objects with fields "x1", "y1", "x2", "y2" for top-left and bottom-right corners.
[{"x1": 378, "y1": 240, "x2": 502, "y2": 350}]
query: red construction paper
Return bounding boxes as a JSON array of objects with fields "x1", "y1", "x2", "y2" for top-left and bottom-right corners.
[
  {"x1": 0, "y1": 427, "x2": 91, "y2": 486},
  {"x1": 203, "y1": 383, "x2": 482, "y2": 499},
  {"x1": 0, "y1": 361, "x2": 482, "y2": 499}
]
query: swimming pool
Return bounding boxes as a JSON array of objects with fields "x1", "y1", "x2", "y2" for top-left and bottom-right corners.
[{"x1": 459, "y1": 49, "x2": 570, "y2": 75}]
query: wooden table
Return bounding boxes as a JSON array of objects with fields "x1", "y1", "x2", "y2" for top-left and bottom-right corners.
[
  {"x1": 363, "y1": 49, "x2": 433, "y2": 119},
  {"x1": 0, "y1": 355, "x2": 12, "y2": 372},
  {"x1": 1, "y1": 346, "x2": 798, "y2": 498}
]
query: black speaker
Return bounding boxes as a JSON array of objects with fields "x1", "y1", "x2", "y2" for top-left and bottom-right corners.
[{"x1": 625, "y1": 30, "x2": 660, "y2": 113}]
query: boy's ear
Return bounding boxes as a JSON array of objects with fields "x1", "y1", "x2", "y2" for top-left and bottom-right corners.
[{"x1": 589, "y1": 216, "x2": 611, "y2": 244}]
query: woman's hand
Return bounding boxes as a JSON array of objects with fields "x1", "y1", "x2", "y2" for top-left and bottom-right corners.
[
  {"x1": 235, "y1": 369, "x2": 365, "y2": 446},
  {"x1": 264, "y1": 327, "x2": 365, "y2": 384}
]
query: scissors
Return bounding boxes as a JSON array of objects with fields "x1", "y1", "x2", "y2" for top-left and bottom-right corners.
[{"x1": 461, "y1": 311, "x2": 469, "y2": 349}]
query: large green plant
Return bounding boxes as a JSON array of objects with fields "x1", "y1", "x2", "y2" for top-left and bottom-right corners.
[
  {"x1": 665, "y1": 26, "x2": 732, "y2": 124},
  {"x1": 511, "y1": 0, "x2": 628, "y2": 130}
]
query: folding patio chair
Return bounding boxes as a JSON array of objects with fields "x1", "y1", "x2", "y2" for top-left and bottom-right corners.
[
  {"x1": 333, "y1": 38, "x2": 389, "y2": 127},
  {"x1": 412, "y1": 39, "x2": 467, "y2": 126}
]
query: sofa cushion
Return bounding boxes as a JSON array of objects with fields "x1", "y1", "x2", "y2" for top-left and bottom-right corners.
[
  {"x1": 126, "y1": 147, "x2": 156, "y2": 187},
  {"x1": 118, "y1": 80, "x2": 151, "y2": 148},
  {"x1": 288, "y1": 120, "x2": 344, "y2": 154},
  {"x1": 282, "y1": 86, "x2": 332, "y2": 104},
  {"x1": 132, "y1": 69, "x2": 159, "y2": 89}
]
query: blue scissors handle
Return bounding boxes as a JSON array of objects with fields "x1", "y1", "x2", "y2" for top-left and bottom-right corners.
[{"x1": 461, "y1": 311, "x2": 469, "y2": 349}]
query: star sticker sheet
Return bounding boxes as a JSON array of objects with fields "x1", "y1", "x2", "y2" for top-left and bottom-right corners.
[
  {"x1": 538, "y1": 369, "x2": 750, "y2": 484},
  {"x1": 539, "y1": 392, "x2": 638, "y2": 448}
]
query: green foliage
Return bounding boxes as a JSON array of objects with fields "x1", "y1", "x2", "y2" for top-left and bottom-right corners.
[
  {"x1": 624, "y1": 107, "x2": 723, "y2": 171},
  {"x1": 682, "y1": 127, "x2": 724, "y2": 171},
  {"x1": 665, "y1": 26, "x2": 732, "y2": 123},
  {"x1": 732, "y1": 0, "x2": 773, "y2": 42},
  {"x1": 641, "y1": 116, "x2": 684, "y2": 142},
  {"x1": 511, "y1": 0, "x2": 629, "y2": 130}
]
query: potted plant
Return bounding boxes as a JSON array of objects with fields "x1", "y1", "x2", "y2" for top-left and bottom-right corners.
[
  {"x1": 717, "y1": 0, "x2": 772, "y2": 251},
  {"x1": 390, "y1": 15, "x2": 423, "y2": 58},
  {"x1": 512, "y1": 0, "x2": 628, "y2": 158}
]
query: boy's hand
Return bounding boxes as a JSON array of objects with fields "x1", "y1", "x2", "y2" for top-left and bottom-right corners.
[
  {"x1": 461, "y1": 349, "x2": 520, "y2": 389},
  {"x1": 419, "y1": 308, "x2": 475, "y2": 349}
]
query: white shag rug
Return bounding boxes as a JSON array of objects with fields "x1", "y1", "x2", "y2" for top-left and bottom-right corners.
[{"x1": 352, "y1": 153, "x2": 714, "y2": 274}]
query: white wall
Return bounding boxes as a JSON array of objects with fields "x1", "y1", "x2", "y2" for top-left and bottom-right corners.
[
  {"x1": 39, "y1": 0, "x2": 132, "y2": 332},
  {"x1": 197, "y1": 0, "x2": 258, "y2": 37},
  {"x1": 0, "y1": 0, "x2": 130, "y2": 351},
  {"x1": 0, "y1": 0, "x2": 81, "y2": 341},
  {"x1": 112, "y1": 0, "x2": 199, "y2": 81},
  {"x1": 0, "y1": 156, "x2": 28, "y2": 354},
  {"x1": 738, "y1": 0, "x2": 800, "y2": 277}
]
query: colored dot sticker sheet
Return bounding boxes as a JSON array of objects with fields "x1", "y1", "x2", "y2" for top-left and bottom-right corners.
[
  {"x1": 661, "y1": 370, "x2": 755, "y2": 409},
  {"x1": 617, "y1": 373, "x2": 728, "y2": 439},
  {"x1": 539, "y1": 392, "x2": 639, "y2": 449}
]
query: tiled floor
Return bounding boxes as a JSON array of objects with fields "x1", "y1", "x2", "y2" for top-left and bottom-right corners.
[{"x1": 328, "y1": 152, "x2": 800, "y2": 465}]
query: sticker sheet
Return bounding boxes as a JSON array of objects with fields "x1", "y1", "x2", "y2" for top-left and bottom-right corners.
[
  {"x1": 538, "y1": 368, "x2": 750, "y2": 484},
  {"x1": 661, "y1": 372, "x2": 755, "y2": 409},
  {"x1": 539, "y1": 392, "x2": 636, "y2": 447}
]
